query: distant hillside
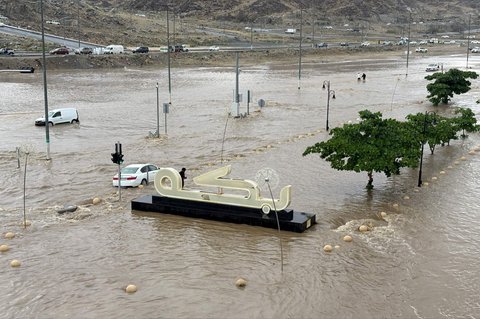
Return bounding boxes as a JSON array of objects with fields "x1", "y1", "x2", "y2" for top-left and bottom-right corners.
[{"x1": 1, "y1": 0, "x2": 479, "y2": 47}]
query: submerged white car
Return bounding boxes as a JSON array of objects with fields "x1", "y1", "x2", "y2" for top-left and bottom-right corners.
[
  {"x1": 34, "y1": 108, "x2": 79, "y2": 126},
  {"x1": 112, "y1": 164, "x2": 159, "y2": 187}
]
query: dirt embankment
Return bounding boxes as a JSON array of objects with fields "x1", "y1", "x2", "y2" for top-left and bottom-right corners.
[
  {"x1": 0, "y1": 45, "x2": 462, "y2": 71},
  {"x1": 0, "y1": 45, "x2": 465, "y2": 70}
]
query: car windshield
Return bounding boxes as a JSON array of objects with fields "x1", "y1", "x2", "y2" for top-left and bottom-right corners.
[{"x1": 121, "y1": 167, "x2": 139, "y2": 174}]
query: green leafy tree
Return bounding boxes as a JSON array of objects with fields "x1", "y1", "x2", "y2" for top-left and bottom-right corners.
[
  {"x1": 453, "y1": 107, "x2": 479, "y2": 138},
  {"x1": 425, "y1": 68, "x2": 478, "y2": 106},
  {"x1": 303, "y1": 110, "x2": 420, "y2": 189},
  {"x1": 406, "y1": 113, "x2": 458, "y2": 154}
]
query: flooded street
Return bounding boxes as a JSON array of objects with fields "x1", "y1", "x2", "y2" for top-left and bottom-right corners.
[{"x1": 1, "y1": 51, "x2": 480, "y2": 318}]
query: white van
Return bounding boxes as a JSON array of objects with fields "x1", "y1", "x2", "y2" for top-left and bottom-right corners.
[
  {"x1": 103, "y1": 44, "x2": 124, "y2": 54},
  {"x1": 35, "y1": 108, "x2": 79, "y2": 126}
]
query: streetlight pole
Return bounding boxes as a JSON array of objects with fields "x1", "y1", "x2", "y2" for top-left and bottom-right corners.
[
  {"x1": 418, "y1": 111, "x2": 436, "y2": 187},
  {"x1": 77, "y1": 0, "x2": 81, "y2": 48},
  {"x1": 40, "y1": 0, "x2": 50, "y2": 160},
  {"x1": 166, "y1": 7, "x2": 172, "y2": 104},
  {"x1": 298, "y1": 8, "x2": 303, "y2": 90},
  {"x1": 156, "y1": 82, "x2": 160, "y2": 138},
  {"x1": 466, "y1": 14, "x2": 471, "y2": 69},
  {"x1": 322, "y1": 80, "x2": 336, "y2": 131},
  {"x1": 250, "y1": 22, "x2": 253, "y2": 50},
  {"x1": 406, "y1": 11, "x2": 412, "y2": 76}
]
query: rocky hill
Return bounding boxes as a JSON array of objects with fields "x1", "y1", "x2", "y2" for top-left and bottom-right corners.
[{"x1": 1, "y1": 0, "x2": 479, "y2": 48}]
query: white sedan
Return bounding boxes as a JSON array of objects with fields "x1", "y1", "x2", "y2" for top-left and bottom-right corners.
[
  {"x1": 209, "y1": 46, "x2": 219, "y2": 51},
  {"x1": 112, "y1": 164, "x2": 159, "y2": 187}
]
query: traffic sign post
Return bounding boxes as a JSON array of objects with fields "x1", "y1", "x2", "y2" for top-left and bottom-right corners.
[{"x1": 111, "y1": 142, "x2": 124, "y2": 200}]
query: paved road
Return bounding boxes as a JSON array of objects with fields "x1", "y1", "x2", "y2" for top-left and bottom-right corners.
[{"x1": 0, "y1": 23, "x2": 101, "y2": 50}]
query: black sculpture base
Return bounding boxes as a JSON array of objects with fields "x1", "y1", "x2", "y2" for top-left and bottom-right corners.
[{"x1": 131, "y1": 195, "x2": 316, "y2": 233}]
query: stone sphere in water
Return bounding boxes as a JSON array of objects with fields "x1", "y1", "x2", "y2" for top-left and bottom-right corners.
[
  {"x1": 10, "y1": 259, "x2": 21, "y2": 267},
  {"x1": 323, "y1": 244, "x2": 333, "y2": 252},
  {"x1": 343, "y1": 235, "x2": 353, "y2": 242},
  {"x1": 359, "y1": 225, "x2": 369, "y2": 232},
  {"x1": 235, "y1": 278, "x2": 247, "y2": 288},
  {"x1": 5, "y1": 232, "x2": 15, "y2": 239},
  {"x1": 125, "y1": 284, "x2": 137, "y2": 293}
]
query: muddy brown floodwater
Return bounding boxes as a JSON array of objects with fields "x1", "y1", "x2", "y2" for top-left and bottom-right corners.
[{"x1": 1, "y1": 50, "x2": 480, "y2": 318}]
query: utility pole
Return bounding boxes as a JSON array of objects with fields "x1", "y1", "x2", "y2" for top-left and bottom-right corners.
[
  {"x1": 406, "y1": 11, "x2": 412, "y2": 76},
  {"x1": 466, "y1": 14, "x2": 471, "y2": 69},
  {"x1": 40, "y1": 0, "x2": 50, "y2": 160},
  {"x1": 77, "y1": 0, "x2": 80, "y2": 48},
  {"x1": 298, "y1": 8, "x2": 303, "y2": 90},
  {"x1": 167, "y1": 8, "x2": 172, "y2": 104}
]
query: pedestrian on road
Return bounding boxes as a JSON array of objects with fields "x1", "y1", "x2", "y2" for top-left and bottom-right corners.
[{"x1": 362, "y1": 73, "x2": 366, "y2": 81}]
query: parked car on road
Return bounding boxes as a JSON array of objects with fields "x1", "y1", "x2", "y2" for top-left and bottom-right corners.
[
  {"x1": 0, "y1": 47, "x2": 14, "y2": 55},
  {"x1": 471, "y1": 47, "x2": 480, "y2": 53},
  {"x1": 50, "y1": 47, "x2": 69, "y2": 55},
  {"x1": 74, "y1": 47, "x2": 93, "y2": 54},
  {"x1": 426, "y1": 63, "x2": 440, "y2": 72},
  {"x1": 112, "y1": 164, "x2": 160, "y2": 187},
  {"x1": 315, "y1": 42, "x2": 328, "y2": 48},
  {"x1": 35, "y1": 108, "x2": 79, "y2": 126},
  {"x1": 132, "y1": 46, "x2": 149, "y2": 53},
  {"x1": 360, "y1": 41, "x2": 370, "y2": 47},
  {"x1": 339, "y1": 42, "x2": 349, "y2": 46},
  {"x1": 174, "y1": 44, "x2": 189, "y2": 52},
  {"x1": 416, "y1": 47, "x2": 428, "y2": 53},
  {"x1": 209, "y1": 46, "x2": 220, "y2": 51}
]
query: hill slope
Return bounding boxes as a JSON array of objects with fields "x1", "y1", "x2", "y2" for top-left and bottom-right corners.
[{"x1": 1, "y1": 0, "x2": 479, "y2": 47}]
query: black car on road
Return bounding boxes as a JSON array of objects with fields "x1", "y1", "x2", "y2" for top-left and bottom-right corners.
[{"x1": 132, "y1": 46, "x2": 149, "y2": 53}]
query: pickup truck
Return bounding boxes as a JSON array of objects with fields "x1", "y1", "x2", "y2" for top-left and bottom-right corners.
[
  {"x1": 170, "y1": 44, "x2": 188, "y2": 52},
  {"x1": 0, "y1": 47, "x2": 14, "y2": 55}
]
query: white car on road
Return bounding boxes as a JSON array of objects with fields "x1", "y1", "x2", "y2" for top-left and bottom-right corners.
[
  {"x1": 426, "y1": 63, "x2": 440, "y2": 72},
  {"x1": 209, "y1": 46, "x2": 219, "y2": 51},
  {"x1": 113, "y1": 164, "x2": 159, "y2": 187}
]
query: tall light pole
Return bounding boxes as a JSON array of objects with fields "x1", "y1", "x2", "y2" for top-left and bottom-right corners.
[
  {"x1": 77, "y1": 0, "x2": 80, "y2": 48},
  {"x1": 418, "y1": 111, "x2": 436, "y2": 187},
  {"x1": 298, "y1": 8, "x2": 303, "y2": 90},
  {"x1": 466, "y1": 14, "x2": 471, "y2": 69},
  {"x1": 312, "y1": 19, "x2": 315, "y2": 47},
  {"x1": 322, "y1": 80, "x2": 336, "y2": 131},
  {"x1": 156, "y1": 82, "x2": 160, "y2": 138},
  {"x1": 40, "y1": 0, "x2": 51, "y2": 160},
  {"x1": 166, "y1": 7, "x2": 172, "y2": 104},
  {"x1": 250, "y1": 22, "x2": 253, "y2": 50},
  {"x1": 406, "y1": 11, "x2": 412, "y2": 76}
]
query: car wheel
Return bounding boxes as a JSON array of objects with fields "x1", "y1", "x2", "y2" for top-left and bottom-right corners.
[
  {"x1": 48, "y1": 121, "x2": 54, "y2": 126},
  {"x1": 141, "y1": 179, "x2": 147, "y2": 186},
  {"x1": 71, "y1": 119, "x2": 79, "y2": 124}
]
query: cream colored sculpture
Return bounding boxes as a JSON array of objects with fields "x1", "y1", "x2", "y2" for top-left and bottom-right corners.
[{"x1": 154, "y1": 165, "x2": 291, "y2": 214}]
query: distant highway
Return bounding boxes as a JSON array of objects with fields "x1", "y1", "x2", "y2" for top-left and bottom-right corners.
[{"x1": 0, "y1": 23, "x2": 102, "y2": 50}]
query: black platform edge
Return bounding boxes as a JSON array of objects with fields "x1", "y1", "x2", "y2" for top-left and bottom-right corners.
[{"x1": 131, "y1": 195, "x2": 316, "y2": 233}]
